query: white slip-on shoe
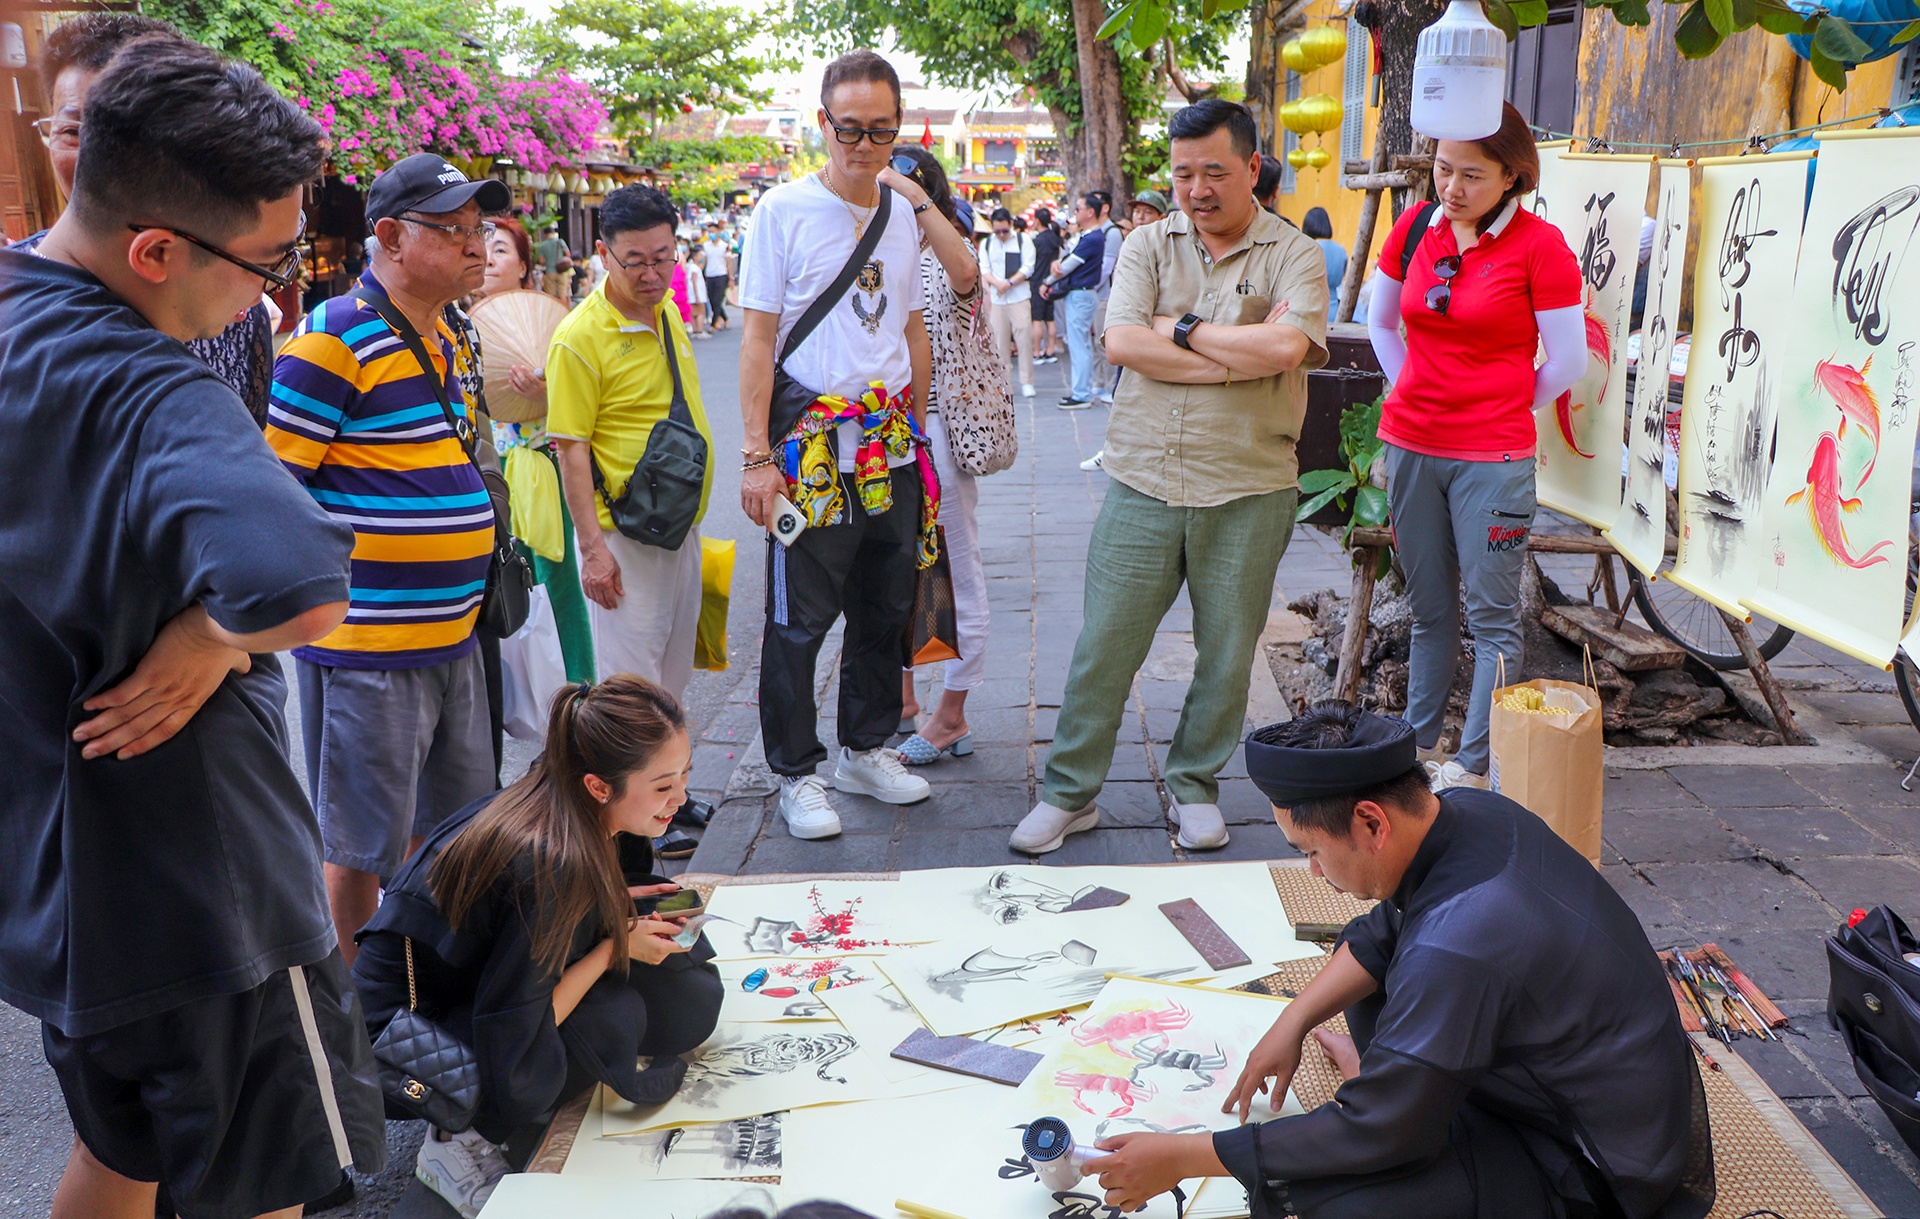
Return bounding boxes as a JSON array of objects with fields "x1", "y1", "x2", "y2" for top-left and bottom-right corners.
[
  {"x1": 1079, "y1": 450, "x2": 1105, "y2": 471},
  {"x1": 1416, "y1": 742, "x2": 1449, "y2": 768},
  {"x1": 1021, "y1": 383, "x2": 1035, "y2": 398},
  {"x1": 1169, "y1": 799, "x2": 1230, "y2": 850},
  {"x1": 415, "y1": 1127, "x2": 511, "y2": 1219},
  {"x1": 1429, "y1": 760, "x2": 1490, "y2": 792},
  {"x1": 834, "y1": 746, "x2": 932, "y2": 805},
  {"x1": 778, "y1": 774, "x2": 843, "y2": 839},
  {"x1": 1010, "y1": 800, "x2": 1099, "y2": 853}
]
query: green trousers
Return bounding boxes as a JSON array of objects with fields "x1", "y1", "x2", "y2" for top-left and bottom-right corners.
[
  {"x1": 1042, "y1": 480, "x2": 1297, "y2": 810},
  {"x1": 531, "y1": 449, "x2": 597, "y2": 684}
]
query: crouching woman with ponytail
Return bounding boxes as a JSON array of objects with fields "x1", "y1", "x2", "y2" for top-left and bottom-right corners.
[{"x1": 353, "y1": 676, "x2": 722, "y2": 1216}]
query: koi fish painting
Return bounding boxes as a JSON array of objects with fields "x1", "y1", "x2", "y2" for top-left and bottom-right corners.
[
  {"x1": 1784, "y1": 432, "x2": 1893, "y2": 569},
  {"x1": 1814, "y1": 355, "x2": 1880, "y2": 489}
]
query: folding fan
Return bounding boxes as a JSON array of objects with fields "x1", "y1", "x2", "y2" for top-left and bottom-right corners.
[{"x1": 468, "y1": 289, "x2": 571, "y2": 423}]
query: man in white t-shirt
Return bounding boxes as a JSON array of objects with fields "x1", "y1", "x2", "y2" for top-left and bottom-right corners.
[
  {"x1": 737, "y1": 49, "x2": 940, "y2": 840},
  {"x1": 703, "y1": 224, "x2": 732, "y2": 330},
  {"x1": 979, "y1": 207, "x2": 1035, "y2": 398}
]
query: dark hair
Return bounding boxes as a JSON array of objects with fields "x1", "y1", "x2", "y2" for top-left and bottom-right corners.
[
  {"x1": 1255, "y1": 702, "x2": 1432, "y2": 836},
  {"x1": 891, "y1": 144, "x2": 963, "y2": 237},
  {"x1": 599, "y1": 184, "x2": 678, "y2": 244},
  {"x1": 990, "y1": 207, "x2": 1013, "y2": 224},
  {"x1": 1302, "y1": 206, "x2": 1333, "y2": 240},
  {"x1": 431, "y1": 675, "x2": 687, "y2": 975},
  {"x1": 1012, "y1": 216, "x2": 1028, "y2": 231},
  {"x1": 820, "y1": 49, "x2": 901, "y2": 113},
  {"x1": 1169, "y1": 98, "x2": 1258, "y2": 159},
  {"x1": 1088, "y1": 190, "x2": 1112, "y2": 217},
  {"x1": 40, "y1": 12, "x2": 176, "y2": 95},
  {"x1": 489, "y1": 217, "x2": 534, "y2": 289},
  {"x1": 1255, "y1": 154, "x2": 1284, "y2": 205},
  {"x1": 1465, "y1": 102, "x2": 1542, "y2": 219},
  {"x1": 1033, "y1": 206, "x2": 1053, "y2": 227},
  {"x1": 72, "y1": 37, "x2": 324, "y2": 243}
]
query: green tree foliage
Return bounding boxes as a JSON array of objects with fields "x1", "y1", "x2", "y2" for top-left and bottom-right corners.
[{"x1": 505, "y1": 0, "x2": 801, "y2": 143}]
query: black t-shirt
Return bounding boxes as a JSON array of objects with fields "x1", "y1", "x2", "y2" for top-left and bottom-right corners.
[
  {"x1": 0, "y1": 250, "x2": 355, "y2": 1036},
  {"x1": 1032, "y1": 228, "x2": 1063, "y2": 281}
]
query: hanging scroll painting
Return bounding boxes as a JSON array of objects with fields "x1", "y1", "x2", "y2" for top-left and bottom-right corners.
[
  {"x1": 1607, "y1": 159, "x2": 1693, "y2": 575},
  {"x1": 1665, "y1": 151, "x2": 1814, "y2": 619},
  {"x1": 1746, "y1": 128, "x2": 1920, "y2": 668},
  {"x1": 1531, "y1": 154, "x2": 1652, "y2": 528}
]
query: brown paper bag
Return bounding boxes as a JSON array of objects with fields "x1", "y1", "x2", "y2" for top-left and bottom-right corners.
[{"x1": 1489, "y1": 654, "x2": 1604, "y2": 864}]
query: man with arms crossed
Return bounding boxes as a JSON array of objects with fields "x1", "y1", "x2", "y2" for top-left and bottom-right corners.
[
  {"x1": 738, "y1": 49, "x2": 942, "y2": 839},
  {"x1": 0, "y1": 37, "x2": 384, "y2": 1218},
  {"x1": 1011, "y1": 99, "x2": 1329, "y2": 855}
]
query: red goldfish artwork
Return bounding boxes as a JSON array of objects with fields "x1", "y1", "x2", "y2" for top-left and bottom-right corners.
[
  {"x1": 1784, "y1": 432, "x2": 1893, "y2": 569},
  {"x1": 1813, "y1": 355, "x2": 1880, "y2": 489},
  {"x1": 1550, "y1": 307, "x2": 1613, "y2": 459}
]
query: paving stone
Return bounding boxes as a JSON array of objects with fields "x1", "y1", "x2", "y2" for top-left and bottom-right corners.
[
  {"x1": 923, "y1": 744, "x2": 1030, "y2": 784},
  {"x1": 1665, "y1": 765, "x2": 1817, "y2": 808},
  {"x1": 1849, "y1": 1100, "x2": 1920, "y2": 1189},
  {"x1": 1041, "y1": 827, "x2": 1177, "y2": 866},
  {"x1": 889, "y1": 828, "x2": 1027, "y2": 870},
  {"x1": 1602, "y1": 768, "x2": 1705, "y2": 810},
  {"x1": 965, "y1": 680, "x2": 1034, "y2": 710},
  {"x1": 700, "y1": 703, "x2": 762, "y2": 745},
  {"x1": 1736, "y1": 1037, "x2": 1837, "y2": 1100},
  {"x1": 1842, "y1": 803, "x2": 1920, "y2": 856},
  {"x1": 1788, "y1": 763, "x2": 1920, "y2": 810},
  {"x1": 1637, "y1": 860, "x2": 1835, "y2": 932},
  {"x1": 1787, "y1": 855, "x2": 1920, "y2": 915},
  {"x1": 1852, "y1": 725, "x2": 1920, "y2": 761},
  {"x1": 1218, "y1": 779, "x2": 1279, "y2": 826},
  {"x1": 1793, "y1": 1026, "x2": 1879, "y2": 1100},
  {"x1": 1142, "y1": 709, "x2": 1180, "y2": 743},
  {"x1": 1195, "y1": 821, "x2": 1301, "y2": 862},
  {"x1": 1139, "y1": 679, "x2": 1189, "y2": 711},
  {"x1": 1600, "y1": 865, "x2": 1696, "y2": 947},
  {"x1": 1600, "y1": 806, "x2": 1751, "y2": 865},
  {"x1": 688, "y1": 742, "x2": 745, "y2": 796},
  {"x1": 761, "y1": 791, "x2": 903, "y2": 837},
  {"x1": 907, "y1": 784, "x2": 1036, "y2": 830},
  {"x1": 1097, "y1": 782, "x2": 1174, "y2": 829},
  {"x1": 744, "y1": 829, "x2": 895, "y2": 874},
  {"x1": 1716, "y1": 804, "x2": 1894, "y2": 860},
  {"x1": 1786, "y1": 1098, "x2": 1920, "y2": 1216},
  {"x1": 686, "y1": 797, "x2": 767, "y2": 875},
  {"x1": 1105, "y1": 744, "x2": 1158, "y2": 783},
  {"x1": 1711, "y1": 926, "x2": 1840, "y2": 1004},
  {"x1": 969, "y1": 707, "x2": 1037, "y2": 744},
  {"x1": 1800, "y1": 690, "x2": 1915, "y2": 725}
]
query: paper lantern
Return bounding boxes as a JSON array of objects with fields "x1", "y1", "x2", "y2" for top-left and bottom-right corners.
[
  {"x1": 1278, "y1": 99, "x2": 1308, "y2": 134},
  {"x1": 1304, "y1": 146, "x2": 1332, "y2": 171},
  {"x1": 1281, "y1": 37, "x2": 1312, "y2": 74},
  {"x1": 1299, "y1": 25, "x2": 1347, "y2": 69},
  {"x1": 1286, "y1": 147, "x2": 1309, "y2": 169},
  {"x1": 1296, "y1": 94, "x2": 1343, "y2": 134}
]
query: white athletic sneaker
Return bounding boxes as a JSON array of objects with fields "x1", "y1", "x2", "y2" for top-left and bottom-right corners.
[
  {"x1": 415, "y1": 1127, "x2": 511, "y2": 1219},
  {"x1": 1079, "y1": 450, "x2": 1105, "y2": 471},
  {"x1": 1427, "y1": 760, "x2": 1490, "y2": 792},
  {"x1": 1021, "y1": 382, "x2": 1035, "y2": 398},
  {"x1": 1009, "y1": 800, "x2": 1099, "y2": 854},
  {"x1": 779, "y1": 774, "x2": 843, "y2": 839},
  {"x1": 833, "y1": 746, "x2": 932, "y2": 805},
  {"x1": 1169, "y1": 799, "x2": 1230, "y2": 850},
  {"x1": 1416, "y1": 742, "x2": 1449, "y2": 768}
]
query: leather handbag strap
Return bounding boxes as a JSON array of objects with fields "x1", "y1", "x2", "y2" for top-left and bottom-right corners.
[
  {"x1": 1398, "y1": 200, "x2": 1440, "y2": 283},
  {"x1": 778, "y1": 185, "x2": 893, "y2": 367},
  {"x1": 404, "y1": 937, "x2": 418, "y2": 1012}
]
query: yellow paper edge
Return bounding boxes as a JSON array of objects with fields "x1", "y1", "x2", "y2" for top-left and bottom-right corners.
[
  {"x1": 1741, "y1": 590, "x2": 1896, "y2": 670},
  {"x1": 1694, "y1": 149, "x2": 1814, "y2": 167},
  {"x1": 1815, "y1": 126, "x2": 1920, "y2": 144}
]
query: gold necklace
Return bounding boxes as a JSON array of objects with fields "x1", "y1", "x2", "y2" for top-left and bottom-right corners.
[{"x1": 819, "y1": 167, "x2": 877, "y2": 238}]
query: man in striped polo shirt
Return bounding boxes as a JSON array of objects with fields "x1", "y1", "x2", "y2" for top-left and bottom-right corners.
[{"x1": 268, "y1": 154, "x2": 511, "y2": 963}]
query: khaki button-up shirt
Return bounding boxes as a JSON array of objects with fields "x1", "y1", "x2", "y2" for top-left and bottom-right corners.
[{"x1": 1102, "y1": 207, "x2": 1329, "y2": 508}]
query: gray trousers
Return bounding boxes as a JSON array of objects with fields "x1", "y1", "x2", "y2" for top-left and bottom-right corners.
[{"x1": 1384, "y1": 445, "x2": 1535, "y2": 775}]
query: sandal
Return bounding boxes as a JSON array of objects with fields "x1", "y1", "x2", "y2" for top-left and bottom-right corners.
[{"x1": 896, "y1": 732, "x2": 973, "y2": 765}]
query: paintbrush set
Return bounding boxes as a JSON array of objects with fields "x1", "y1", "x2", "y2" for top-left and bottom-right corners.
[{"x1": 1660, "y1": 944, "x2": 1788, "y2": 1045}]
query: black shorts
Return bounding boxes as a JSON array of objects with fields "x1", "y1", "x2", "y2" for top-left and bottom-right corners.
[
  {"x1": 1031, "y1": 292, "x2": 1056, "y2": 323},
  {"x1": 43, "y1": 949, "x2": 386, "y2": 1219}
]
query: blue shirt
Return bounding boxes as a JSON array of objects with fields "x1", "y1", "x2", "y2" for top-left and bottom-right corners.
[
  {"x1": 1056, "y1": 227, "x2": 1107, "y2": 293},
  {"x1": 0, "y1": 250, "x2": 353, "y2": 1035}
]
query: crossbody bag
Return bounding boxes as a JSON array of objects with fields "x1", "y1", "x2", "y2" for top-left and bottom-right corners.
[
  {"x1": 588, "y1": 315, "x2": 708, "y2": 551},
  {"x1": 766, "y1": 186, "x2": 894, "y2": 442},
  {"x1": 358, "y1": 286, "x2": 533, "y2": 638}
]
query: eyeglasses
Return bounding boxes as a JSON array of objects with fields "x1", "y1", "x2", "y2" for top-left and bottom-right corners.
[
  {"x1": 33, "y1": 117, "x2": 81, "y2": 149},
  {"x1": 126, "y1": 220, "x2": 309, "y2": 291},
  {"x1": 606, "y1": 248, "x2": 676, "y2": 275},
  {"x1": 822, "y1": 108, "x2": 899, "y2": 147},
  {"x1": 1424, "y1": 255, "x2": 1462, "y2": 315},
  {"x1": 399, "y1": 215, "x2": 497, "y2": 244}
]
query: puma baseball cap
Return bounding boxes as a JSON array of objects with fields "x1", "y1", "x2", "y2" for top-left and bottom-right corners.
[{"x1": 366, "y1": 153, "x2": 510, "y2": 223}]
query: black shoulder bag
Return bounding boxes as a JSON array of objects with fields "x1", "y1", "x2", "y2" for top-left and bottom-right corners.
[
  {"x1": 371, "y1": 937, "x2": 482, "y2": 1132},
  {"x1": 1399, "y1": 200, "x2": 1440, "y2": 281},
  {"x1": 358, "y1": 285, "x2": 533, "y2": 638},
  {"x1": 589, "y1": 315, "x2": 709, "y2": 551},
  {"x1": 766, "y1": 186, "x2": 894, "y2": 442}
]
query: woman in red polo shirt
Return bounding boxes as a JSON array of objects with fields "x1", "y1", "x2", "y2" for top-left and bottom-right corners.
[{"x1": 1367, "y1": 103, "x2": 1587, "y2": 791}]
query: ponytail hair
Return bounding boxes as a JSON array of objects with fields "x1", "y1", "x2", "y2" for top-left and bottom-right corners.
[{"x1": 430, "y1": 675, "x2": 686, "y2": 976}]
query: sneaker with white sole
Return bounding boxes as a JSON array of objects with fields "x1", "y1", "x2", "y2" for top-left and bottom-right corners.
[
  {"x1": 1169, "y1": 799, "x2": 1230, "y2": 850},
  {"x1": 1427, "y1": 760, "x2": 1490, "y2": 792},
  {"x1": 833, "y1": 746, "x2": 931, "y2": 805},
  {"x1": 1416, "y1": 742, "x2": 1449, "y2": 768},
  {"x1": 778, "y1": 774, "x2": 843, "y2": 839},
  {"x1": 415, "y1": 1127, "x2": 511, "y2": 1219},
  {"x1": 1079, "y1": 450, "x2": 1104, "y2": 471},
  {"x1": 1010, "y1": 800, "x2": 1099, "y2": 853},
  {"x1": 1021, "y1": 383, "x2": 1035, "y2": 398}
]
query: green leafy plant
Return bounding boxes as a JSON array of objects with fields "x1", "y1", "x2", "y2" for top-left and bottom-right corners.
[{"x1": 1296, "y1": 394, "x2": 1388, "y2": 540}]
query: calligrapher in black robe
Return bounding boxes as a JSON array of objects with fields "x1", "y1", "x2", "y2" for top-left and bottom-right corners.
[{"x1": 1212, "y1": 788, "x2": 1715, "y2": 1219}]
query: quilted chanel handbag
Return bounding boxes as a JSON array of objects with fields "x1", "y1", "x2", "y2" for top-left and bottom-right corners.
[{"x1": 371, "y1": 938, "x2": 482, "y2": 1132}]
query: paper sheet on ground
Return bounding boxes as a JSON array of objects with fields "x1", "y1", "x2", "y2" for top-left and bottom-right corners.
[
  {"x1": 877, "y1": 902, "x2": 1205, "y2": 1037},
  {"x1": 562, "y1": 1084, "x2": 783, "y2": 1180},
  {"x1": 478, "y1": 1174, "x2": 783, "y2": 1218},
  {"x1": 782, "y1": 1080, "x2": 1202, "y2": 1219},
  {"x1": 1188, "y1": 1177, "x2": 1254, "y2": 1219},
  {"x1": 718, "y1": 957, "x2": 880, "y2": 1022},
  {"x1": 1020, "y1": 976, "x2": 1302, "y2": 1147},
  {"x1": 701, "y1": 878, "x2": 916, "y2": 959}
]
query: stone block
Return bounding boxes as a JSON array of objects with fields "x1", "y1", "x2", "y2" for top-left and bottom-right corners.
[
  {"x1": 1637, "y1": 860, "x2": 1835, "y2": 932},
  {"x1": 1735, "y1": 1038, "x2": 1832, "y2": 1100},
  {"x1": 745, "y1": 830, "x2": 893, "y2": 875},
  {"x1": 1040, "y1": 828, "x2": 1177, "y2": 866},
  {"x1": 1602, "y1": 769, "x2": 1705, "y2": 811},
  {"x1": 889, "y1": 828, "x2": 1028, "y2": 870},
  {"x1": 1789, "y1": 763, "x2": 1920, "y2": 810},
  {"x1": 1711, "y1": 926, "x2": 1841, "y2": 1004},
  {"x1": 1785, "y1": 1098, "x2": 1920, "y2": 1216},
  {"x1": 1787, "y1": 855, "x2": 1920, "y2": 915},
  {"x1": 1716, "y1": 805, "x2": 1895, "y2": 860},
  {"x1": 1665, "y1": 765, "x2": 1816, "y2": 808},
  {"x1": 1195, "y1": 821, "x2": 1301, "y2": 862},
  {"x1": 929, "y1": 745, "x2": 1031, "y2": 785},
  {"x1": 1601, "y1": 865, "x2": 1696, "y2": 947},
  {"x1": 909, "y1": 784, "x2": 1036, "y2": 831},
  {"x1": 685, "y1": 797, "x2": 767, "y2": 876},
  {"x1": 1218, "y1": 780, "x2": 1278, "y2": 826},
  {"x1": 1098, "y1": 782, "x2": 1173, "y2": 829},
  {"x1": 1799, "y1": 691, "x2": 1913, "y2": 725},
  {"x1": 1600, "y1": 806, "x2": 1751, "y2": 865}
]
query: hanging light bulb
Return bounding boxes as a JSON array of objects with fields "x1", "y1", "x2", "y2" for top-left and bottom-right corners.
[{"x1": 1411, "y1": 0, "x2": 1510, "y2": 140}]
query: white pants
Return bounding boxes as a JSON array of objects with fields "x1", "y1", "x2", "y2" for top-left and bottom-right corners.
[
  {"x1": 1091, "y1": 299, "x2": 1114, "y2": 395},
  {"x1": 590, "y1": 524, "x2": 703, "y2": 700},
  {"x1": 927, "y1": 413, "x2": 988, "y2": 691},
  {"x1": 989, "y1": 299, "x2": 1033, "y2": 389}
]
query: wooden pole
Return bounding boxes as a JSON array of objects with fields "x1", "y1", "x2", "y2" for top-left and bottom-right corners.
[
  {"x1": 1334, "y1": 140, "x2": 1388, "y2": 324},
  {"x1": 1336, "y1": 547, "x2": 1380, "y2": 703},
  {"x1": 1716, "y1": 609, "x2": 1813, "y2": 746}
]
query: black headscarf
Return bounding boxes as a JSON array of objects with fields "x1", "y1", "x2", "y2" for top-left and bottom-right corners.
[{"x1": 1245, "y1": 712, "x2": 1417, "y2": 806}]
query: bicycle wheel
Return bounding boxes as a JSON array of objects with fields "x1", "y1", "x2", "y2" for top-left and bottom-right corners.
[
  {"x1": 1897, "y1": 546, "x2": 1920, "y2": 736},
  {"x1": 1626, "y1": 561, "x2": 1794, "y2": 670}
]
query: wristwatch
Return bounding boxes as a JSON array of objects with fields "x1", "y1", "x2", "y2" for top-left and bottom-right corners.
[
  {"x1": 913, "y1": 201, "x2": 932, "y2": 215},
  {"x1": 1172, "y1": 313, "x2": 1203, "y2": 350}
]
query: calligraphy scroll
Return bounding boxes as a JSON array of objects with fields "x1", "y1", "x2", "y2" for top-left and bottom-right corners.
[
  {"x1": 1607, "y1": 160, "x2": 1693, "y2": 575},
  {"x1": 1745, "y1": 128, "x2": 1920, "y2": 668},
  {"x1": 1665, "y1": 151, "x2": 1813, "y2": 619},
  {"x1": 1531, "y1": 154, "x2": 1652, "y2": 529}
]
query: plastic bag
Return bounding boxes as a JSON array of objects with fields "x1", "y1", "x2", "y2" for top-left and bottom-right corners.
[
  {"x1": 503, "y1": 445, "x2": 564, "y2": 562},
  {"x1": 499, "y1": 585, "x2": 568, "y2": 740},
  {"x1": 696, "y1": 536, "x2": 735, "y2": 671}
]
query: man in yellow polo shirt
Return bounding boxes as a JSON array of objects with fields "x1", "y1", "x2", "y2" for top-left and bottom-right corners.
[{"x1": 548, "y1": 185, "x2": 714, "y2": 699}]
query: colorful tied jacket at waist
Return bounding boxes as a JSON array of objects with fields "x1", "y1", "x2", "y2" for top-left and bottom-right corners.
[{"x1": 779, "y1": 382, "x2": 941, "y2": 567}]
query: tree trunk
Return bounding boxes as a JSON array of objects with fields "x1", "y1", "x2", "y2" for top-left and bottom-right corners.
[
  {"x1": 1374, "y1": 0, "x2": 1445, "y2": 216},
  {"x1": 1247, "y1": 0, "x2": 1276, "y2": 154},
  {"x1": 1068, "y1": 0, "x2": 1132, "y2": 200}
]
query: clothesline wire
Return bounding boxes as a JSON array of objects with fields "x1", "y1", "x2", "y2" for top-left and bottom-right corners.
[{"x1": 1525, "y1": 105, "x2": 1908, "y2": 153}]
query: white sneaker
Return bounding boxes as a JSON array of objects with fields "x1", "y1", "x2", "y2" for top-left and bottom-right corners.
[
  {"x1": 1079, "y1": 450, "x2": 1104, "y2": 471},
  {"x1": 1010, "y1": 800, "x2": 1099, "y2": 854},
  {"x1": 1169, "y1": 799, "x2": 1230, "y2": 850},
  {"x1": 833, "y1": 746, "x2": 932, "y2": 805},
  {"x1": 1021, "y1": 383, "x2": 1035, "y2": 398},
  {"x1": 778, "y1": 774, "x2": 843, "y2": 839},
  {"x1": 415, "y1": 1127, "x2": 511, "y2": 1219},
  {"x1": 1427, "y1": 760, "x2": 1490, "y2": 792}
]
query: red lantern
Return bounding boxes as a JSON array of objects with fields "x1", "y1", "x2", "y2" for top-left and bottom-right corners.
[{"x1": 681, "y1": 101, "x2": 694, "y2": 114}]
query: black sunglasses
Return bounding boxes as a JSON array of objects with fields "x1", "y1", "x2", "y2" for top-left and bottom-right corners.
[
  {"x1": 1424, "y1": 255, "x2": 1462, "y2": 315},
  {"x1": 127, "y1": 221, "x2": 307, "y2": 291},
  {"x1": 823, "y1": 107, "x2": 900, "y2": 147}
]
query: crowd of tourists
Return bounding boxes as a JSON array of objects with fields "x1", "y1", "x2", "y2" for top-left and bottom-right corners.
[{"x1": 0, "y1": 15, "x2": 1711, "y2": 1219}]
